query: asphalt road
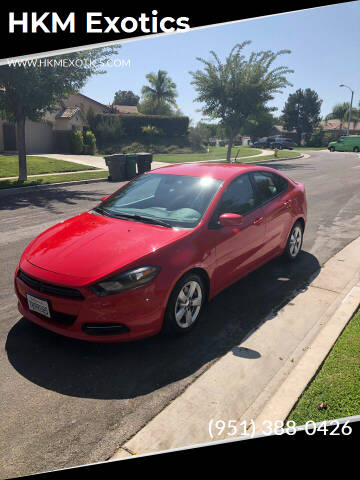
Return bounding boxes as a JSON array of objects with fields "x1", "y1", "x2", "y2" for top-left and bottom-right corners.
[{"x1": 1, "y1": 150, "x2": 360, "y2": 478}]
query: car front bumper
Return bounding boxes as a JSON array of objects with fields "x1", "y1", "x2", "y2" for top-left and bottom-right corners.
[{"x1": 14, "y1": 266, "x2": 166, "y2": 343}]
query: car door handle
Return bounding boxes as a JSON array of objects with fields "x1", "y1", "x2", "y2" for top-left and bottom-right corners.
[
  {"x1": 283, "y1": 200, "x2": 292, "y2": 208},
  {"x1": 253, "y1": 216, "x2": 264, "y2": 225}
]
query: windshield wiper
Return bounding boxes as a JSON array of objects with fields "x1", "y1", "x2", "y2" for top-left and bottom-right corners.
[
  {"x1": 93, "y1": 206, "x2": 112, "y2": 217},
  {"x1": 112, "y1": 213, "x2": 172, "y2": 228}
]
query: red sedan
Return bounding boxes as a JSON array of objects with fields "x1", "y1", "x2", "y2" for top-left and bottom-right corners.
[{"x1": 14, "y1": 162, "x2": 307, "y2": 342}]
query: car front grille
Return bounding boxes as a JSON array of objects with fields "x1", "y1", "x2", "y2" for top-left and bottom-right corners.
[{"x1": 17, "y1": 270, "x2": 84, "y2": 299}]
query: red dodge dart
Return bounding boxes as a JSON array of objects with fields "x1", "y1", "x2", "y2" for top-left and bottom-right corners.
[{"x1": 14, "y1": 162, "x2": 307, "y2": 342}]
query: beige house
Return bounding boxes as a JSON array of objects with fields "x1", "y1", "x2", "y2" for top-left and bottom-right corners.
[
  {"x1": 319, "y1": 119, "x2": 360, "y2": 135},
  {"x1": 0, "y1": 92, "x2": 139, "y2": 154}
]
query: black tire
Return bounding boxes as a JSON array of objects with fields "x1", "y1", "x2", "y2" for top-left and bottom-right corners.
[
  {"x1": 353, "y1": 146, "x2": 359, "y2": 153},
  {"x1": 283, "y1": 221, "x2": 304, "y2": 261},
  {"x1": 329, "y1": 146, "x2": 335, "y2": 152},
  {"x1": 162, "y1": 273, "x2": 205, "y2": 336}
]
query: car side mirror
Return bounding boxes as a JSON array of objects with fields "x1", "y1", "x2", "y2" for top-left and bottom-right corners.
[
  {"x1": 101, "y1": 195, "x2": 110, "y2": 202},
  {"x1": 218, "y1": 213, "x2": 243, "y2": 227}
]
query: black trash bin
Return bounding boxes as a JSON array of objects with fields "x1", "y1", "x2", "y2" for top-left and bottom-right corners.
[
  {"x1": 124, "y1": 154, "x2": 138, "y2": 179},
  {"x1": 104, "y1": 154, "x2": 127, "y2": 181},
  {"x1": 136, "y1": 152, "x2": 153, "y2": 174}
]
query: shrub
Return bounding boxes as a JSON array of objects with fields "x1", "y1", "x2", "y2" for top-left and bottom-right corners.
[
  {"x1": 306, "y1": 130, "x2": 340, "y2": 147},
  {"x1": 93, "y1": 114, "x2": 189, "y2": 140},
  {"x1": 141, "y1": 125, "x2": 162, "y2": 137},
  {"x1": 70, "y1": 130, "x2": 84, "y2": 154},
  {"x1": 83, "y1": 130, "x2": 97, "y2": 155},
  {"x1": 188, "y1": 129, "x2": 205, "y2": 152},
  {"x1": 122, "y1": 142, "x2": 148, "y2": 154}
]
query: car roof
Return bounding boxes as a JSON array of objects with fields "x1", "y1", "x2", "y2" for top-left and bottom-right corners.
[{"x1": 148, "y1": 162, "x2": 278, "y2": 181}]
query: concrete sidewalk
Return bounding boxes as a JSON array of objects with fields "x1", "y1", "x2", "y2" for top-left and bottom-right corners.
[
  {"x1": 111, "y1": 235, "x2": 360, "y2": 459},
  {"x1": 32, "y1": 154, "x2": 169, "y2": 171}
]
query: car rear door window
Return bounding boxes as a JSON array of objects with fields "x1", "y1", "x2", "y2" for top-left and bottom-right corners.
[{"x1": 252, "y1": 172, "x2": 288, "y2": 204}]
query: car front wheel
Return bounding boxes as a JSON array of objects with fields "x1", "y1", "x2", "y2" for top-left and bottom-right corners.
[
  {"x1": 162, "y1": 273, "x2": 205, "y2": 335},
  {"x1": 329, "y1": 146, "x2": 335, "y2": 152},
  {"x1": 284, "y1": 221, "x2": 304, "y2": 261},
  {"x1": 353, "y1": 146, "x2": 359, "y2": 153}
]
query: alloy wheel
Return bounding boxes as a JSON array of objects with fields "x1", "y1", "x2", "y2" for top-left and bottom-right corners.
[
  {"x1": 289, "y1": 225, "x2": 302, "y2": 258},
  {"x1": 174, "y1": 281, "x2": 203, "y2": 328}
]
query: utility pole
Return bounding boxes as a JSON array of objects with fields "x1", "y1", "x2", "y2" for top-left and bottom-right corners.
[{"x1": 340, "y1": 84, "x2": 354, "y2": 136}]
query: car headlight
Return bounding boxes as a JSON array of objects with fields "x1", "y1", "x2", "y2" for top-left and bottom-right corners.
[{"x1": 90, "y1": 266, "x2": 161, "y2": 297}]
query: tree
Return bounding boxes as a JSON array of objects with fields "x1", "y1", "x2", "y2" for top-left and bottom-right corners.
[
  {"x1": 325, "y1": 102, "x2": 350, "y2": 135},
  {"x1": 325, "y1": 101, "x2": 360, "y2": 132},
  {"x1": 192, "y1": 122, "x2": 219, "y2": 144},
  {"x1": 141, "y1": 70, "x2": 178, "y2": 115},
  {"x1": 190, "y1": 41, "x2": 293, "y2": 161},
  {"x1": 0, "y1": 46, "x2": 118, "y2": 181},
  {"x1": 113, "y1": 90, "x2": 139, "y2": 106},
  {"x1": 282, "y1": 88, "x2": 322, "y2": 144},
  {"x1": 138, "y1": 97, "x2": 174, "y2": 115},
  {"x1": 243, "y1": 111, "x2": 276, "y2": 141}
]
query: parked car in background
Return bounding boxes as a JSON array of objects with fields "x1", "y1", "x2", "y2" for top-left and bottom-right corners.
[
  {"x1": 15, "y1": 163, "x2": 307, "y2": 343},
  {"x1": 269, "y1": 138, "x2": 297, "y2": 150},
  {"x1": 251, "y1": 137, "x2": 271, "y2": 148},
  {"x1": 328, "y1": 135, "x2": 360, "y2": 152}
]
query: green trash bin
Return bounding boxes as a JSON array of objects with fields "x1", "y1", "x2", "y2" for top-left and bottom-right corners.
[
  {"x1": 125, "y1": 154, "x2": 138, "y2": 180},
  {"x1": 104, "y1": 154, "x2": 127, "y2": 181},
  {"x1": 136, "y1": 152, "x2": 153, "y2": 174}
]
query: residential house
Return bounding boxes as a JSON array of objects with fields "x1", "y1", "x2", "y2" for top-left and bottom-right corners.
[
  {"x1": 319, "y1": 119, "x2": 360, "y2": 135},
  {"x1": 0, "y1": 92, "x2": 139, "y2": 154},
  {"x1": 108, "y1": 104, "x2": 141, "y2": 115}
]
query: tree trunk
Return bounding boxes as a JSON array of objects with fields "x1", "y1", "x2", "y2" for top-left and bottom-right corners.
[
  {"x1": 16, "y1": 114, "x2": 27, "y2": 181},
  {"x1": 226, "y1": 136, "x2": 233, "y2": 162}
]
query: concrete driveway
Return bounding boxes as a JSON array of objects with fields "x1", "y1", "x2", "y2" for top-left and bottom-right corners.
[{"x1": 1, "y1": 150, "x2": 360, "y2": 478}]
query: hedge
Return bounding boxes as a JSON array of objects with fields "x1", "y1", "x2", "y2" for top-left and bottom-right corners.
[{"x1": 92, "y1": 114, "x2": 189, "y2": 139}]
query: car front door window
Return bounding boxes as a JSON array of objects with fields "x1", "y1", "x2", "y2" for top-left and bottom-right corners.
[{"x1": 217, "y1": 174, "x2": 257, "y2": 217}]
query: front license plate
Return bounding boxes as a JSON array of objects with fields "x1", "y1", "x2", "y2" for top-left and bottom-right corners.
[{"x1": 27, "y1": 293, "x2": 51, "y2": 318}]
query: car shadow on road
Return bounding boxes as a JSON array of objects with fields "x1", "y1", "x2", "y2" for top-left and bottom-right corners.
[
  {"x1": 5, "y1": 251, "x2": 320, "y2": 401},
  {"x1": 0, "y1": 182, "x2": 124, "y2": 213}
]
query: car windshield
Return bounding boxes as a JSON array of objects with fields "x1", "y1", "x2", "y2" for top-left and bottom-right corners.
[{"x1": 96, "y1": 173, "x2": 223, "y2": 228}]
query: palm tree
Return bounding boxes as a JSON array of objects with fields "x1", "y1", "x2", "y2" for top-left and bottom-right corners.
[
  {"x1": 352, "y1": 102, "x2": 360, "y2": 130},
  {"x1": 325, "y1": 102, "x2": 350, "y2": 134},
  {"x1": 141, "y1": 70, "x2": 178, "y2": 115}
]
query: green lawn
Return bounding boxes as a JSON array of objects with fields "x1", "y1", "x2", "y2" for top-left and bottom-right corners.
[
  {"x1": 0, "y1": 171, "x2": 108, "y2": 189},
  {"x1": 0, "y1": 155, "x2": 98, "y2": 178},
  {"x1": 287, "y1": 308, "x2": 360, "y2": 424},
  {"x1": 154, "y1": 146, "x2": 261, "y2": 163}
]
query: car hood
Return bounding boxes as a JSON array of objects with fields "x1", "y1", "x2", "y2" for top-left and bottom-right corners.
[{"x1": 24, "y1": 211, "x2": 190, "y2": 282}]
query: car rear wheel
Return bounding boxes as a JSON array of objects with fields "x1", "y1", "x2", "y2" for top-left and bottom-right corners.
[
  {"x1": 283, "y1": 221, "x2": 304, "y2": 261},
  {"x1": 162, "y1": 273, "x2": 205, "y2": 336},
  {"x1": 353, "y1": 146, "x2": 359, "y2": 152}
]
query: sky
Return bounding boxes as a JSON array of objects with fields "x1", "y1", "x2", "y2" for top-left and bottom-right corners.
[{"x1": 82, "y1": 1, "x2": 360, "y2": 124}]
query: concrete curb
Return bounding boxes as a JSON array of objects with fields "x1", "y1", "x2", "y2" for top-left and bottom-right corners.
[
  {"x1": 110, "y1": 234, "x2": 360, "y2": 460},
  {"x1": 252, "y1": 282, "x2": 360, "y2": 429},
  {"x1": 247, "y1": 153, "x2": 305, "y2": 163},
  {"x1": 158, "y1": 153, "x2": 304, "y2": 166}
]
